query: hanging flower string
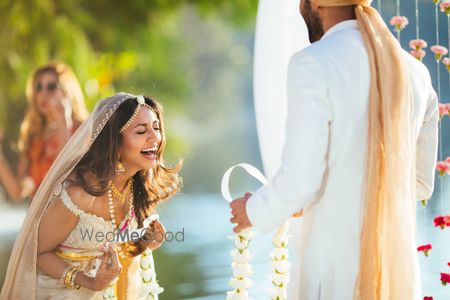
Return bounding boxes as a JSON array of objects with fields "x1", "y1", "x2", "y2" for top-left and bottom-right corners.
[
  {"x1": 270, "y1": 222, "x2": 290, "y2": 300},
  {"x1": 409, "y1": 39, "x2": 428, "y2": 60},
  {"x1": 140, "y1": 248, "x2": 164, "y2": 300},
  {"x1": 227, "y1": 228, "x2": 254, "y2": 300},
  {"x1": 390, "y1": 16, "x2": 409, "y2": 40}
]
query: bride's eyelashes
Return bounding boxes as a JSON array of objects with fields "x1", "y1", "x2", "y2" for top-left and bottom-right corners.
[{"x1": 136, "y1": 127, "x2": 160, "y2": 135}]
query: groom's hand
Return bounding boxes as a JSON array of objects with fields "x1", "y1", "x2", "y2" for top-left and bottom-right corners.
[{"x1": 230, "y1": 192, "x2": 253, "y2": 233}]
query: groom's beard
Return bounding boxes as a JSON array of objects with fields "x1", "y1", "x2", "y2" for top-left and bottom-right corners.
[{"x1": 301, "y1": 0, "x2": 324, "y2": 43}]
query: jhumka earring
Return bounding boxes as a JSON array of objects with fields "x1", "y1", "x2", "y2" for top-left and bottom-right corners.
[{"x1": 116, "y1": 156, "x2": 126, "y2": 173}]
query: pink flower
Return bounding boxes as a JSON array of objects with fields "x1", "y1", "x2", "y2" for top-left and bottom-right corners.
[
  {"x1": 440, "y1": 272, "x2": 450, "y2": 285},
  {"x1": 438, "y1": 103, "x2": 449, "y2": 118},
  {"x1": 390, "y1": 16, "x2": 409, "y2": 32},
  {"x1": 431, "y1": 45, "x2": 449, "y2": 61},
  {"x1": 443, "y1": 58, "x2": 450, "y2": 71},
  {"x1": 409, "y1": 39, "x2": 428, "y2": 50},
  {"x1": 436, "y1": 161, "x2": 450, "y2": 176},
  {"x1": 417, "y1": 244, "x2": 432, "y2": 257},
  {"x1": 440, "y1": 2, "x2": 450, "y2": 15},
  {"x1": 445, "y1": 215, "x2": 450, "y2": 226},
  {"x1": 434, "y1": 215, "x2": 447, "y2": 229},
  {"x1": 410, "y1": 49, "x2": 426, "y2": 61}
]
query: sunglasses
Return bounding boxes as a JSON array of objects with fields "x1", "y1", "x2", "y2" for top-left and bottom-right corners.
[{"x1": 35, "y1": 82, "x2": 60, "y2": 93}]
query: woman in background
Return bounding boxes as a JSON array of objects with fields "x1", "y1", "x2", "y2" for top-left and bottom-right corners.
[{"x1": 0, "y1": 62, "x2": 88, "y2": 201}]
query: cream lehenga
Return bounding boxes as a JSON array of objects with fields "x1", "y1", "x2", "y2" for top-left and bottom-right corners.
[{"x1": 1, "y1": 93, "x2": 160, "y2": 299}]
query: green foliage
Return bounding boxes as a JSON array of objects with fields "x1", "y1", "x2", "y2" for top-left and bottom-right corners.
[{"x1": 0, "y1": 0, "x2": 257, "y2": 172}]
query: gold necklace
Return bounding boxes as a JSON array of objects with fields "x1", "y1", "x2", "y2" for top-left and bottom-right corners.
[
  {"x1": 110, "y1": 179, "x2": 133, "y2": 203},
  {"x1": 107, "y1": 186, "x2": 134, "y2": 259}
]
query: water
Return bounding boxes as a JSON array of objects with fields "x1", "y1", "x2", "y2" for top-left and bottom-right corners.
[{"x1": 0, "y1": 193, "x2": 449, "y2": 299}]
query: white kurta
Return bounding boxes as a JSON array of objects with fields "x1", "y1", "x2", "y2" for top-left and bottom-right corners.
[{"x1": 246, "y1": 20, "x2": 439, "y2": 300}]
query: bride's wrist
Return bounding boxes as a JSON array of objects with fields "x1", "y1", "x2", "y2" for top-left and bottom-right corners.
[{"x1": 75, "y1": 272, "x2": 96, "y2": 291}]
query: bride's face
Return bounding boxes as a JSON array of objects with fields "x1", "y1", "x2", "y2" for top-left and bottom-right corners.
[{"x1": 119, "y1": 107, "x2": 162, "y2": 172}]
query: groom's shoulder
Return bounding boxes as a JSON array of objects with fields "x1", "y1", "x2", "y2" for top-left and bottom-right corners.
[
  {"x1": 288, "y1": 40, "x2": 333, "y2": 71},
  {"x1": 299, "y1": 30, "x2": 366, "y2": 63}
]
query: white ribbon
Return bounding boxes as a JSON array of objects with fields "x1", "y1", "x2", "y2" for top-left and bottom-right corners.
[{"x1": 221, "y1": 163, "x2": 268, "y2": 202}]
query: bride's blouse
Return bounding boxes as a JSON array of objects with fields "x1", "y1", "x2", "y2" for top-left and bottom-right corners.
[{"x1": 36, "y1": 182, "x2": 141, "y2": 300}]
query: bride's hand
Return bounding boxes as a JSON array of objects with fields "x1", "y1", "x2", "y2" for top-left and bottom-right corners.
[
  {"x1": 91, "y1": 244, "x2": 122, "y2": 291},
  {"x1": 141, "y1": 220, "x2": 166, "y2": 251}
]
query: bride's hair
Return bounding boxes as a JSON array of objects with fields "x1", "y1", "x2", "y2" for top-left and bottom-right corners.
[{"x1": 72, "y1": 96, "x2": 182, "y2": 230}]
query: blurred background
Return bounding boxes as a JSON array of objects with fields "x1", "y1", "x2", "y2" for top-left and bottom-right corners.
[{"x1": 0, "y1": 0, "x2": 450, "y2": 299}]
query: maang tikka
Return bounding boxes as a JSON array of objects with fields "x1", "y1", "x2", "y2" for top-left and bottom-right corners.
[{"x1": 119, "y1": 95, "x2": 155, "y2": 133}]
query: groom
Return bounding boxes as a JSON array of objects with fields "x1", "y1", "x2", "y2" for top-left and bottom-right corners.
[{"x1": 230, "y1": 0, "x2": 438, "y2": 299}]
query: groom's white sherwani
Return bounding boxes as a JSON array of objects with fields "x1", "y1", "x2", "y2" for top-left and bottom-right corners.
[{"x1": 246, "y1": 20, "x2": 438, "y2": 299}]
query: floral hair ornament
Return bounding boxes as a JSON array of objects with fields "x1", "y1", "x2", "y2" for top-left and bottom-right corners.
[{"x1": 119, "y1": 95, "x2": 155, "y2": 133}]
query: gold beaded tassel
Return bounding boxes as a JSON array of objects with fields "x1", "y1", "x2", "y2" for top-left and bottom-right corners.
[
  {"x1": 107, "y1": 180, "x2": 134, "y2": 259},
  {"x1": 105, "y1": 179, "x2": 135, "y2": 300}
]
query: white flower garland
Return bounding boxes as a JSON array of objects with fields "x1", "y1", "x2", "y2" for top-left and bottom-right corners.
[
  {"x1": 101, "y1": 248, "x2": 163, "y2": 300},
  {"x1": 221, "y1": 163, "x2": 292, "y2": 299},
  {"x1": 101, "y1": 213, "x2": 163, "y2": 300},
  {"x1": 102, "y1": 279, "x2": 118, "y2": 300},
  {"x1": 270, "y1": 222, "x2": 290, "y2": 300},
  {"x1": 227, "y1": 228, "x2": 255, "y2": 300},
  {"x1": 140, "y1": 248, "x2": 164, "y2": 300}
]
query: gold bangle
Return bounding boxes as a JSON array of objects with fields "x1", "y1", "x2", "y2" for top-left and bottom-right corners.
[
  {"x1": 64, "y1": 267, "x2": 77, "y2": 289},
  {"x1": 70, "y1": 269, "x2": 82, "y2": 290},
  {"x1": 59, "y1": 266, "x2": 71, "y2": 287}
]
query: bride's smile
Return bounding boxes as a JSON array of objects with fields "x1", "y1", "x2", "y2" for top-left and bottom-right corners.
[{"x1": 119, "y1": 107, "x2": 162, "y2": 172}]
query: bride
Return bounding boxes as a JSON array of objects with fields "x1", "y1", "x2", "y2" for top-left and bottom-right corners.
[{"x1": 0, "y1": 92, "x2": 182, "y2": 299}]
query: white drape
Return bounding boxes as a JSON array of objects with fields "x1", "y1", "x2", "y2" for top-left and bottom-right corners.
[{"x1": 253, "y1": 1, "x2": 310, "y2": 298}]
